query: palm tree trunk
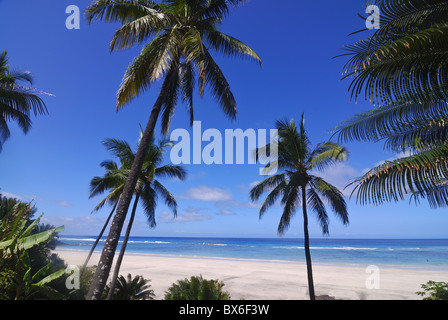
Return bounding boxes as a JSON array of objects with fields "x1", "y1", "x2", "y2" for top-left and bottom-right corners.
[
  {"x1": 106, "y1": 194, "x2": 139, "y2": 300},
  {"x1": 86, "y1": 96, "x2": 164, "y2": 300},
  {"x1": 302, "y1": 185, "x2": 316, "y2": 300},
  {"x1": 81, "y1": 200, "x2": 118, "y2": 276}
]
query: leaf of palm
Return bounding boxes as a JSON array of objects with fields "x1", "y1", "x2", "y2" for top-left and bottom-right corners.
[
  {"x1": 200, "y1": 47, "x2": 237, "y2": 120},
  {"x1": 278, "y1": 180, "x2": 300, "y2": 236},
  {"x1": 103, "y1": 138, "x2": 136, "y2": 166},
  {"x1": 308, "y1": 142, "x2": 349, "y2": 171},
  {"x1": 310, "y1": 176, "x2": 349, "y2": 225},
  {"x1": 155, "y1": 164, "x2": 187, "y2": 180},
  {"x1": 204, "y1": 29, "x2": 262, "y2": 66},
  {"x1": 249, "y1": 173, "x2": 286, "y2": 201},
  {"x1": 352, "y1": 144, "x2": 448, "y2": 206},
  {"x1": 140, "y1": 183, "x2": 157, "y2": 227},
  {"x1": 86, "y1": 0, "x2": 163, "y2": 25},
  {"x1": 153, "y1": 179, "x2": 177, "y2": 217},
  {"x1": 383, "y1": 115, "x2": 448, "y2": 153},
  {"x1": 116, "y1": 31, "x2": 180, "y2": 109},
  {"x1": 332, "y1": 101, "x2": 448, "y2": 144},
  {"x1": 342, "y1": 25, "x2": 448, "y2": 105},
  {"x1": 306, "y1": 187, "x2": 329, "y2": 235},
  {"x1": 371, "y1": 0, "x2": 448, "y2": 43}
]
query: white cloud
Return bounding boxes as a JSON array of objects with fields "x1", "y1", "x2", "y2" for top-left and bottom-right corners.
[
  {"x1": 55, "y1": 200, "x2": 72, "y2": 207},
  {"x1": 1, "y1": 191, "x2": 22, "y2": 199},
  {"x1": 0, "y1": 191, "x2": 39, "y2": 201},
  {"x1": 160, "y1": 209, "x2": 211, "y2": 223},
  {"x1": 218, "y1": 208, "x2": 236, "y2": 216},
  {"x1": 181, "y1": 185, "x2": 233, "y2": 202}
]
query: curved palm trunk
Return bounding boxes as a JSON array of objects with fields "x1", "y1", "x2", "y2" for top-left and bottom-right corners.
[
  {"x1": 87, "y1": 97, "x2": 163, "y2": 300},
  {"x1": 81, "y1": 201, "x2": 118, "y2": 276},
  {"x1": 107, "y1": 194, "x2": 139, "y2": 300},
  {"x1": 302, "y1": 185, "x2": 316, "y2": 300}
]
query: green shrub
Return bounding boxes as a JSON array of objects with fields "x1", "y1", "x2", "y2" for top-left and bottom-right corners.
[
  {"x1": 164, "y1": 275, "x2": 231, "y2": 300},
  {"x1": 417, "y1": 281, "x2": 448, "y2": 300},
  {"x1": 106, "y1": 274, "x2": 155, "y2": 300}
]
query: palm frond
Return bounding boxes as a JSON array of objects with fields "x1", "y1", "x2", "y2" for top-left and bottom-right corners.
[
  {"x1": 204, "y1": 29, "x2": 262, "y2": 67},
  {"x1": 116, "y1": 31, "x2": 179, "y2": 109},
  {"x1": 200, "y1": 47, "x2": 237, "y2": 120},
  {"x1": 332, "y1": 101, "x2": 448, "y2": 143},
  {"x1": 308, "y1": 142, "x2": 349, "y2": 171},
  {"x1": 249, "y1": 173, "x2": 286, "y2": 201},
  {"x1": 140, "y1": 184, "x2": 157, "y2": 228},
  {"x1": 153, "y1": 180, "x2": 177, "y2": 217},
  {"x1": 306, "y1": 187, "x2": 329, "y2": 235},
  {"x1": 86, "y1": 0, "x2": 163, "y2": 25},
  {"x1": 352, "y1": 144, "x2": 448, "y2": 206},
  {"x1": 155, "y1": 164, "x2": 187, "y2": 180},
  {"x1": 310, "y1": 176, "x2": 349, "y2": 226}
]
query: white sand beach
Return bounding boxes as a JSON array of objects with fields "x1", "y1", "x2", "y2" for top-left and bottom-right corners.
[{"x1": 55, "y1": 249, "x2": 447, "y2": 300}]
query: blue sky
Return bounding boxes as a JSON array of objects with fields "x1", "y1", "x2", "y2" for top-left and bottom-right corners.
[{"x1": 0, "y1": 0, "x2": 447, "y2": 239}]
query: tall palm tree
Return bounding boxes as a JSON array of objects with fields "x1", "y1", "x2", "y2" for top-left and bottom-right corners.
[
  {"x1": 85, "y1": 0, "x2": 261, "y2": 299},
  {"x1": 250, "y1": 114, "x2": 349, "y2": 300},
  {"x1": 87, "y1": 131, "x2": 186, "y2": 299},
  {"x1": 0, "y1": 50, "x2": 50, "y2": 152},
  {"x1": 333, "y1": 0, "x2": 448, "y2": 208}
]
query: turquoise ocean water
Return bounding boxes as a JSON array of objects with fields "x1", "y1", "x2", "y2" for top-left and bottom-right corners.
[{"x1": 57, "y1": 236, "x2": 448, "y2": 269}]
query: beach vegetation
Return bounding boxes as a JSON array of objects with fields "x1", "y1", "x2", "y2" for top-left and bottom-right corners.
[
  {"x1": 105, "y1": 273, "x2": 155, "y2": 300},
  {"x1": 0, "y1": 195, "x2": 67, "y2": 300},
  {"x1": 164, "y1": 275, "x2": 231, "y2": 300},
  {"x1": 417, "y1": 281, "x2": 448, "y2": 300},
  {"x1": 332, "y1": 0, "x2": 448, "y2": 208},
  {"x1": 0, "y1": 50, "x2": 50, "y2": 152},
  {"x1": 68, "y1": 266, "x2": 97, "y2": 300},
  {"x1": 250, "y1": 114, "x2": 349, "y2": 300},
  {"x1": 84, "y1": 0, "x2": 261, "y2": 299},
  {"x1": 87, "y1": 129, "x2": 186, "y2": 299}
]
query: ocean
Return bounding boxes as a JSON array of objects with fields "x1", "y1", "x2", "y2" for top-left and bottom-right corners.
[{"x1": 57, "y1": 236, "x2": 448, "y2": 269}]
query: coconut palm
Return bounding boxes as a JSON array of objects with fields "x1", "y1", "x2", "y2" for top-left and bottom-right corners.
[
  {"x1": 0, "y1": 50, "x2": 50, "y2": 152},
  {"x1": 333, "y1": 0, "x2": 448, "y2": 208},
  {"x1": 250, "y1": 114, "x2": 349, "y2": 300},
  {"x1": 85, "y1": 0, "x2": 261, "y2": 299},
  {"x1": 86, "y1": 131, "x2": 186, "y2": 299}
]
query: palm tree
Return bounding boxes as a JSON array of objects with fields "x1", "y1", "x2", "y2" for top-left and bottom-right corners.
[
  {"x1": 87, "y1": 131, "x2": 186, "y2": 299},
  {"x1": 250, "y1": 114, "x2": 349, "y2": 300},
  {"x1": 333, "y1": 0, "x2": 448, "y2": 208},
  {"x1": 85, "y1": 0, "x2": 261, "y2": 299},
  {"x1": 0, "y1": 50, "x2": 50, "y2": 152}
]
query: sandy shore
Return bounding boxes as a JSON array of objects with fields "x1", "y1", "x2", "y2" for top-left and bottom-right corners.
[{"x1": 55, "y1": 249, "x2": 447, "y2": 300}]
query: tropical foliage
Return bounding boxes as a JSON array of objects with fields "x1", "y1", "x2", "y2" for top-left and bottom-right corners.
[
  {"x1": 0, "y1": 196, "x2": 66, "y2": 300},
  {"x1": 417, "y1": 280, "x2": 448, "y2": 300},
  {"x1": 85, "y1": 0, "x2": 261, "y2": 300},
  {"x1": 106, "y1": 273, "x2": 155, "y2": 300},
  {"x1": 333, "y1": 0, "x2": 448, "y2": 208},
  {"x1": 0, "y1": 50, "x2": 50, "y2": 152},
  {"x1": 250, "y1": 114, "x2": 349, "y2": 300},
  {"x1": 164, "y1": 275, "x2": 231, "y2": 300}
]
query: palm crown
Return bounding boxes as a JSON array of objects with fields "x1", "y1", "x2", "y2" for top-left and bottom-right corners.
[
  {"x1": 0, "y1": 50, "x2": 49, "y2": 151},
  {"x1": 86, "y1": 0, "x2": 262, "y2": 133},
  {"x1": 251, "y1": 114, "x2": 349, "y2": 236},
  {"x1": 90, "y1": 133, "x2": 186, "y2": 227}
]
